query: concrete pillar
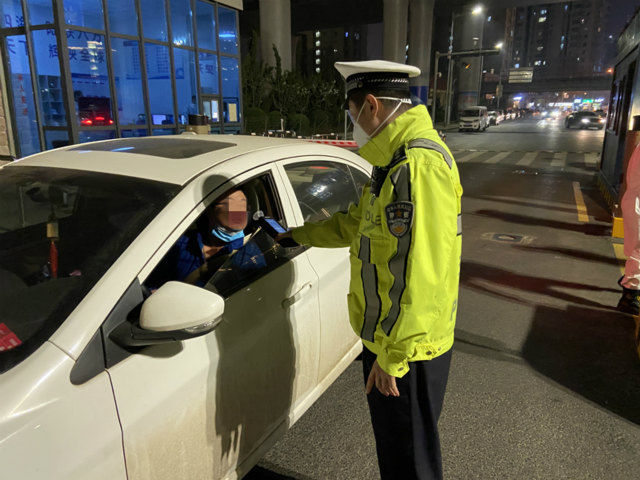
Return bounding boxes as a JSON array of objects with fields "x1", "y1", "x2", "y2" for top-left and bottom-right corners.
[
  {"x1": 383, "y1": 0, "x2": 409, "y2": 63},
  {"x1": 408, "y1": 0, "x2": 434, "y2": 104},
  {"x1": 259, "y1": 0, "x2": 292, "y2": 70},
  {"x1": 457, "y1": 8, "x2": 485, "y2": 111}
]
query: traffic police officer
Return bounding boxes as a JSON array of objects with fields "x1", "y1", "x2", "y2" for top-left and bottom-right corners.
[{"x1": 283, "y1": 60, "x2": 462, "y2": 479}]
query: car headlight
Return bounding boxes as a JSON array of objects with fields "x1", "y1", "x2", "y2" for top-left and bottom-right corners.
[
  {"x1": 581, "y1": 118, "x2": 590, "y2": 124},
  {"x1": 599, "y1": 118, "x2": 605, "y2": 123}
]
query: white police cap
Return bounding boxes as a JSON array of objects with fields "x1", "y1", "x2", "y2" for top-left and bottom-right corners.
[{"x1": 334, "y1": 60, "x2": 421, "y2": 97}]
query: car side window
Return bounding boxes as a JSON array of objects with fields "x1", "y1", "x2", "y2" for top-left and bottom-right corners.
[
  {"x1": 144, "y1": 172, "x2": 304, "y2": 298},
  {"x1": 284, "y1": 161, "x2": 363, "y2": 223},
  {"x1": 348, "y1": 166, "x2": 371, "y2": 196}
]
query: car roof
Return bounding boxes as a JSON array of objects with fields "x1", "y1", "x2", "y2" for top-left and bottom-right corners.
[{"x1": 4, "y1": 134, "x2": 365, "y2": 186}]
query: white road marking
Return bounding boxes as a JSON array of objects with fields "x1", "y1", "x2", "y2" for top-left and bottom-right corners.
[
  {"x1": 483, "y1": 151, "x2": 511, "y2": 164},
  {"x1": 551, "y1": 151, "x2": 568, "y2": 168},
  {"x1": 516, "y1": 152, "x2": 538, "y2": 166},
  {"x1": 459, "y1": 151, "x2": 486, "y2": 162}
]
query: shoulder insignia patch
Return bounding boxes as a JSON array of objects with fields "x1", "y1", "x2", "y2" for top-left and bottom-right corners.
[{"x1": 385, "y1": 201, "x2": 414, "y2": 238}]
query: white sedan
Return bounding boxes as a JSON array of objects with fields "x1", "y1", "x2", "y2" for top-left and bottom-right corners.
[{"x1": 0, "y1": 134, "x2": 371, "y2": 479}]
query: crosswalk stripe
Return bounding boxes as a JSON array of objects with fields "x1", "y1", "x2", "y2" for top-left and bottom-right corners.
[
  {"x1": 483, "y1": 151, "x2": 511, "y2": 164},
  {"x1": 516, "y1": 152, "x2": 538, "y2": 166},
  {"x1": 551, "y1": 151, "x2": 568, "y2": 167},
  {"x1": 458, "y1": 151, "x2": 486, "y2": 162}
]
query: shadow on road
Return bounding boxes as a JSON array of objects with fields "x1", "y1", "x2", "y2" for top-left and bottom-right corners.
[
  {"x1": 522, "y1": 304, "x2": 640, "y2": 424},
  {"x1": 245, "y1": 465, "x2": 314, "y2": 480},
  {"x1": 512, "y1": 245, "x2": 621, "y2": 267},
  {"x1": 461, "y1": 261, "x2": 619, "y2": 310},
  {"x1": 472, "y1": 209, "x2": 610, "y2": 236}
]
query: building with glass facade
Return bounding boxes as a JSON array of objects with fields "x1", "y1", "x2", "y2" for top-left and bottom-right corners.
[{"x1": 0, "y1": 0, "x2": 243, "y2": 158}]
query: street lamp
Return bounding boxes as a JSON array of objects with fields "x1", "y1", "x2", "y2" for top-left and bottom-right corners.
[
  {"x1": 495, "y1": 42, "x2": 504, "y2": 50},
  {"x1": 443, "y1": 4, "x2": 485, "y2": 125}
]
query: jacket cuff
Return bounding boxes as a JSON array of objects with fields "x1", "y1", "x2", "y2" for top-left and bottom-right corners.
[
  {"x1": 291, "y1": 227, "x2": 311, "y2": 246},
  {"x1": 376, "y1": 349, "x2": 410, "y2": 378}
]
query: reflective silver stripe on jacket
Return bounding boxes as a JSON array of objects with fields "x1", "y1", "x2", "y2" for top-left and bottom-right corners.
[
  {"x1": 407, "y1": 138, "x2": 454, "y2": 169},
  {"x1": 457, "y1": 214, "x2": 462, "y2": 236},
  {"x1": 381, "y1": 163, "x2": 412, "y2": 336},
  {"x1": 358, "y1": 235, "x2": 381, "y2": 342}
]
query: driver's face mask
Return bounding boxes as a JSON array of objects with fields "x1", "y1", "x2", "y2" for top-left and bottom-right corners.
[{"x1": 348, "y1": 97, "x2": 407, "y2": 147}]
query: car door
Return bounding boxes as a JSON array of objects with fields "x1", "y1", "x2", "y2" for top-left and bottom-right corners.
[
  {"x1": 277, "y1": 157, "x2": 370, "y2": 382},
  {"x1": 105, "y1": 165, "x2": 321, "y2": 480}
]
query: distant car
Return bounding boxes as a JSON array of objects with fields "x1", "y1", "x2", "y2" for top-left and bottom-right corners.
[
  {"x1": 565, "y1": 111, "x2": 605, "y2": 130},
  {"x1": 459, "y1": 106, "x2": 490, "y2": 132},
  {"x1": 488, "y1": 111, "x2": 503, "y2": 125},
  {"x1": 0, "y1": 135, "x2": 370, "y2": 480}
]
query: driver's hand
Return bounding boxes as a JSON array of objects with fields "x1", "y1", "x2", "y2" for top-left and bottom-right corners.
[{"x1": 275, "y1": 231, "x2": 293, "y2": 242}]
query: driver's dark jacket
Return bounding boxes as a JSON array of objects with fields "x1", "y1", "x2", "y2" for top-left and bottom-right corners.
[{"x1": 145, "y1": 230, "x2": 264, "y2": 289}]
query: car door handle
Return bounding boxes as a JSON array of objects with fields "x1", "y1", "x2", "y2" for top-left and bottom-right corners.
[{"x1": 282, "y1": 282, "x2": 313, "y2": 309}]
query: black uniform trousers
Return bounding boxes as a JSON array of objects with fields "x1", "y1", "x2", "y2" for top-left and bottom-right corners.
[{"x1": 362, "y1": 346, "x2": 452, "y2": 480}]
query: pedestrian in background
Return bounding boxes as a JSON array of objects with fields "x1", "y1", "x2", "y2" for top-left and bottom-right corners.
[
  {"x1": 618, "y1": 142, "x2": 640, "y2": 315},
  {"x1": 280, "y1": 60, "x2": 463, "y2": 480}
]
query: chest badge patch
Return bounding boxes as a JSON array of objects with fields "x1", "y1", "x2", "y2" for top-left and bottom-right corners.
[{"x1": 385, "y1": 201, "x2": 414, "y2": 238}]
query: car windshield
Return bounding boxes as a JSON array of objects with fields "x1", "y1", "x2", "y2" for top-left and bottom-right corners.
[
  {"x1": 576, "y1": 111, "x2": 597, "y2": 117},
  {"x1": 0, "y1": 166, "x2": 179, "y2": 373},
  {"x1": 462, "y1": 110, "x2": 481, "y2": 117}
]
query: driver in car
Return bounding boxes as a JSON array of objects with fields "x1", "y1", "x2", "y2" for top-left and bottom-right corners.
[{"x1": 145, "y1": 188, "x2": 265, "y2": 291}]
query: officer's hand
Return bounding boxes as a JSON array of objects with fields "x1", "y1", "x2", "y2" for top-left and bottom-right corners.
[{"x1": 366, "y1": 360, "x2": 400, "y2": 397}]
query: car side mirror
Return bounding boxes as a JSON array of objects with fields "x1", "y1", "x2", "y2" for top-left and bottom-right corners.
[{"x1": 110, "y1": 281, "x2": 224, "y2": 348}]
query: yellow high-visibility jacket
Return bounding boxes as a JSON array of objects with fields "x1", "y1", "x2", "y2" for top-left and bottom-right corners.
[{"x1": 292, "y1": 105, "x2": 462, "y2": 377}]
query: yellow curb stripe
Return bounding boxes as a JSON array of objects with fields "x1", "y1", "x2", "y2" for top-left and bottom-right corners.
[
  {"x1": 572, "y1": 181, "x2": 589, "y2": 223},
  {"x1": 612, "y1": 243, "x2": 626, "y2": 276}
]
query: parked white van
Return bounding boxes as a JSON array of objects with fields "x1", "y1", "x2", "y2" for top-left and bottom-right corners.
[{"x1": 459, "y1": 106, "x2": 489, "y2": 132}]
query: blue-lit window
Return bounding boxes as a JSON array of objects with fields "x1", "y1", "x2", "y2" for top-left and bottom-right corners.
[
  {"x1": 145, "y1": 43, "x2": 174, "y2": 125},
  {"x1": 152, "y1": 128, "x2": 175, "y2": 135},
  {"x1": 63, "y1": 0, "x2": 104, "y2": 30},
  {"x1": 111, "y1": 38, "x2": 145, "y2": 126},
  {"x1": 32, "y1": 30, "x2": 67, "y2": 127},
  {"x1": 218, "y1": 7, "x2": 238, "y2": 55},
  {"x1": 141, "y1": 0, "x2": 168, "y2": 42},
  {"x1": 1, "y1": 0, "x2": 24, "y2": 28},
  {"x1": 221, "y1": 56, "x2": 239, "y2": 123},
  {"x1": 79, "y1": 130, "x2": 116, "y2": 143},
  {"x1": 196, "y1": 0, "x2": 216, "y2": 51},
  {"x1": 174, "y1": 48, "x2": 197, "y2": 124},
  {"x1": 4, "y1": 35, "x2": 39, "y2": 156},
  {"x1": 28, "y1": 0, "x2": 54, "y2": 25},
  {"x1": 171, "y1": 0, "x2": 193, "y2": 46},
  {"x1": 121, "y1": 128, "x2": 147, "y2": 137},
  {"x1": 108, "y1": 0, "x2": 138, "y2": 36},
  {"x1": 67, "y1": 30, "x2": 112, "y2": 127},
  {"x1": 199, "y1": 52, "x2": 218, "y2": 94},
  {"x1": 45, "y1": 130, "x2": 70, "y2": 149}
]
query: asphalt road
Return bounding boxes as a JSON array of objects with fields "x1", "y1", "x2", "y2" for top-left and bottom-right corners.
[
  {"x1": 247, "y1": 118, "x2": 640, "y2": 479},
  {"x1": 445, "y1": 117, "x2": 605, "y2": 153}
]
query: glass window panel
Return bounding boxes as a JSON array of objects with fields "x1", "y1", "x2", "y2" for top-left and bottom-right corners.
[
  {"x1": 141, "y1": 0, "x2": 167, "y2": 42},
  {"x1": 78, "y1": 130, "x2": 116, "y2": 143},
  {"x1": 111, "y1": 38, "x2": 145, "y2": 127},
  {"x1": 170, "y1": 0, "x2": 193, "y2": 47},
  {"x1": 44, "y1": 129, "x2": 70, "y2": 149},
  {"x1": 0, "y1": 0, "x2": 24, "y2": 28},
  {"x1": 32, "y1": 30, "x2": 67, "y2": 127},
  {"x1": 4, "y1": 35, "x2": 40, "y2": 157},
  {"x1": 195, "y1": 0, "x2": 215, "y2": 51},
  {"x1": 121, "y1": 128, "x2": 147, "y2": 137},
  {"x1": 152, "y1": 128, "x2": 175, "y2": 135},
  {"x1": 174, "y1": 48, "x2": 197, "y2": 124},
  {"x1": 145, "y1": 43, "x2": 174, "y2": 125},
  {"x1": 67, "y1": 30, "x2": 112, "y2": 127},
  {"x1": 63, "y1": 0, "x2": 104, "y2": 30},
  {"x1": 217, "y1": 6, "x2": 238, "y2": 55},
  {"x1": 221, "y1": 56, "x2": 240, "y2": 123},
  {"x1": 199, "y1": 52, "x2": 218, "y2": 94},
  {"x1": 107, "y1": 0, "x2": 138, "y2": 36},
  {"x1": 28, "y1": 0, "x2": 54, "y2": 25}
]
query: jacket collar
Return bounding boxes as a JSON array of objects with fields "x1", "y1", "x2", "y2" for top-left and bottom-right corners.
[{"x1": 358, "y1": 105, "x2": 435, "y2": 167}]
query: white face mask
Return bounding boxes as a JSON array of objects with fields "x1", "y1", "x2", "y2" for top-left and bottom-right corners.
[{"x1": 349, "y1": 97, "x2": 407, "y2": 147}]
